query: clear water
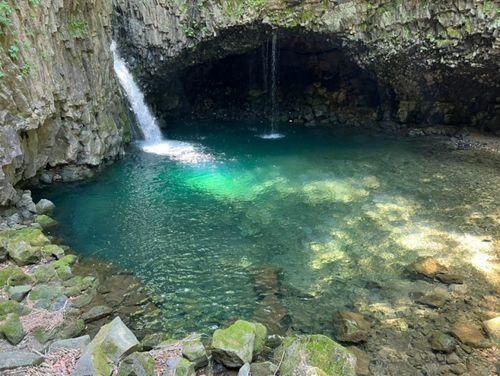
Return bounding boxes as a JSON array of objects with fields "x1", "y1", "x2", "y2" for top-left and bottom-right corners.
[{"x1": 36, "y1": 122, "x2": 500, "y2": 337}]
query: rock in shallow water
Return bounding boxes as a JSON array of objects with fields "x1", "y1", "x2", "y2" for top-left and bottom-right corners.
[
  {"x1": 429, "y1": 332, "x2": 456, "y2": 353},
  {"x1": 451, "y1": 321, "x2": 491, "y2": 348},
  {"x1": 333, "y1": 311, "x2": 371, "y2": 343},
  {"x1": 483, "y1": 317, "x2": 500, "y2": 344},
  {"x1": 81, "y1": 305, "x2": 113, "y2": 322},
  {"x1": 274, "y1": 334, "x2": 356, "y2": 376}
]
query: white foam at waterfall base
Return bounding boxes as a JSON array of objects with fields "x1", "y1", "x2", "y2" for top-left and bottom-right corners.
[
  {"x1": 258, "y1": 133, "x2": 285, "y2": 139},
  {"x1": 111, "y1": 41, "x2": 212, "y2": 163}
]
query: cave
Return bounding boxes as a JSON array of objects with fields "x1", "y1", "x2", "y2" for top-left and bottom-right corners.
[{"x1": 145, "y1": 30, "x2": 384, "y2": 128}]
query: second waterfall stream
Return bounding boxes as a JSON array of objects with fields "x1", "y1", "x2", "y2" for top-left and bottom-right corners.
[{"x1": 111, "y1": 41, "x2": 212, "y2": 163}]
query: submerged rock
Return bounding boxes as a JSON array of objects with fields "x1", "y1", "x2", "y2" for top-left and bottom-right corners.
[
  {"x1": 73, "y1": 316, "x2": 140, "y2": 375},
  {"x1": 117, "y1": 352, "x2": 156, "y2": 376},
  {"x1": 451, "y1": 321, "x2": 491, "y2": 348},
  {"x1": 0, "y1": 351, "x2": 43, "y2": 371},
  {"x1": 333, "y1": 311, "x2": 371, "y2": 343},
  {"x1": 212, "y1": 319, "x2": 267, "y2": 368},
  {"x1": 274, "y1": 334, "x2": 356, "y2": 376},
  {"x1": 429, "y1": 332, "x2": 456, "y2": 353},
  {"x1": 347, "y1": 346, "x2": 370, "y2": 376},
  {"x1": 409, "y1": 257, "x2": 446, "y2": 279}
]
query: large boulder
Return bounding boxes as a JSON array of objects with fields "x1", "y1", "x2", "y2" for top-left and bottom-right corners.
[
  {"x1": 212, "y1": 320, "x2": 267, "y2": 368},
  {"x1": 8, "y1": 241, "x2": 41, "y2": 266},
  {"x1": 0, "y1": 351, "x2": 43, "y2": 371},
  {"x1": 274, "y1": 334, "x2": 356, "y2": 376},
  {"x1": 73, "y1": 316, "x2": 140, "y2": 376},
  {"x1": 250, "y1": 361, "x2": 278, "y2": 375}
]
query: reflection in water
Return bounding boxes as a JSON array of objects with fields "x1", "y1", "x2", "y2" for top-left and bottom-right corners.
[{"x1": 36, "y1": 122, "x2": 500, "y2": 337}]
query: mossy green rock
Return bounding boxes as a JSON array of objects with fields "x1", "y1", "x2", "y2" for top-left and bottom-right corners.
[
  {"x1": 117, "y1": 352, "x2": 155, "y2": 376},
  {"x1": 182, "y1": 336, "x2": 208, "y2": 369},
  {"x1": 0, "y1": 265, "x2": 32, "y2": 287},
  {"x1": 8, "y1": 241, "x2": 40, "y2": 266},
  {"x1": 274, "y1": 335, "x2": 356, "y2": 376},
  {"x1": 212, "y1": 320, "x2": 267, "y2": 368},
  {"x1": 41, "y1": 244, "x2": 65, "y2": 259},
  {"x1": 73, "y1": 317, "x2": 140, "y2": 376},
  {"x1": 33, "y1": 264, "x2": 58, "y2": 283},
  {"x1": 35, "y1": 214, "x2": 57, "y2": 229},
  {"x1": 166, "y1": 358, "x2": 196, "y2": 376},
  {"x1": 0, "y1": 299, "x2": 30, "y2": 316},
  {"x1": 250, "y1": 361, "x2": 278, "y2": 376},
  {"x1": 0, "y1": 313, "x2": 25, "y2": 345},
  {"x1": 8, "y1": 228, "x2": 50, "y2": 247}
]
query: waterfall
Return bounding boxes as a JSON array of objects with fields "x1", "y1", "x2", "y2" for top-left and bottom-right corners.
[
  {"x1": 270, "y1": 30, "x2": 278, "y2": 133},
  {"x1": 111, "y1": 41, "x2": 212, "y2": 163},
  {"x1": 259, "y1": 31, "x2": 284, "y2": 140},
  {"x1": 111, "y1": 41, "x2": 163, "y2": 143}
]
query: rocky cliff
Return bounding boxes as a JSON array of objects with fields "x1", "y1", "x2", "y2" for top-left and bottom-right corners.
[
  {"x1": 114, "y1": 0, "x2": 499, "y2": 130},
  {"x1": 0, "y1": 0, "x2": 131, "y2": 205}
]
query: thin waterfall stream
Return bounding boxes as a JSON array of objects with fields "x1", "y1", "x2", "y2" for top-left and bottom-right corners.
[{"x1": 259, "y1": 30, "x2": 285, "y2": 139}]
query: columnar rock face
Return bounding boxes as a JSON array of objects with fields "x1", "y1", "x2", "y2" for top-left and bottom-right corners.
[
  {"x1": 0, "y1": 0, "x2": 131, "y2": 205},
  {"x1": 114, "y1": 0, "x2": 499, "y2": 131}
]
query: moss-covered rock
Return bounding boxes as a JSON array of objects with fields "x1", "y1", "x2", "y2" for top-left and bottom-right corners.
[
  {"x1": 35, "y1": 214, "x2": 58, "y2": 229},
  {"x1": 274, "y1": 334, "x2": 356, "y2": 376},
  {"x1": 182, "y1": 335, "x2": 208, "y2": 369},
  {"x1": 250, "y1": 361, "x2": 278, "y2": 376},
  {"x1": 0, "y1": 313, "x2": 26, "y2": 345},
  {"x1": 212, "y1": 320, "x2": 267, "y2": 368},
  {"x1": 0, "y1": 299, "x2": 30, "y2": 316},
  {"x1": 117, "y1": 352, "x2": 155, "y2": 376},
  {"x1": 166, "y1": 357, "x2": 196, "y2": 376},
  {"x1": 73, "y1": 317, "x2": 140, "y2": 376},
  {"x1": 8, "y1": 241, "x2": 41, "y2": 266},
  {"x1": 0, "y1": 265, "x2": 32, "y2": 287},
  {"x1": 32, "y1": 264, "x2": 58, "y2": 283},
  {"x1": 41, "y1": 244, "x2": 65, "y2": 259}
]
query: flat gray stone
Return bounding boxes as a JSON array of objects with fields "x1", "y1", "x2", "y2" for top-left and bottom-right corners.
[
  {"x1": 48, "y1": 335, "x2": 91, "y2": 354},
  {"x1": 0, "y1": 351, "x2": 43, "y2": 371}
]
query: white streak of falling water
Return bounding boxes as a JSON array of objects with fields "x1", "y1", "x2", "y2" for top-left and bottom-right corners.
[
  {"x1": 111, "y1": 41, "x2": 212, "y2": 163},
  {"x1": 258, "y1": 31, "x2": 284, "y2": 140}
]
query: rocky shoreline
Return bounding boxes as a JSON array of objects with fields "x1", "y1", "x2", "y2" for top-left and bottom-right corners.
[{"x1": 0, "y1": 189, "x2": 498, "y2": 375}]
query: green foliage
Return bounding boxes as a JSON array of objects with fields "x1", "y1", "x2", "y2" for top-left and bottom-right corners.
[
  {"x1": 0, "y1": 71, "x2": 5, "y2": 79},
  {"x1": 68, "y1": 17, "x2": 88, "y2": 38},
  {"x1": 19, "y1": 63, "x2": 30, "y2": 78},
  {"x1": 8, "y1": 44, "x2": 19, "y2": 59},
  {"x1": 219, "y1": 0, "x2": 266, "y2": 18},
  {"x1": 0, "y1": 0, "x2": 13, "y2": 29},
  {"x1": 28, "y1": 0, "x2": 40, "y2": 6}
]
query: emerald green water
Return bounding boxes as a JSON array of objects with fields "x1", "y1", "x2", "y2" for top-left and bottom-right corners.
[{"x1": 36, "y1": 122, "x2": 500, "y2": 336}]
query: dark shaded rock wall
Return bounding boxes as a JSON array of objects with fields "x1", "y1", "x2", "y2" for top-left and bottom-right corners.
[
  {"x1": 0, "y1": 0, "x2": 131, "y2": 205},
  {"x1": 114, "y1": 0, "x2": 499, "y2": 131}
]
